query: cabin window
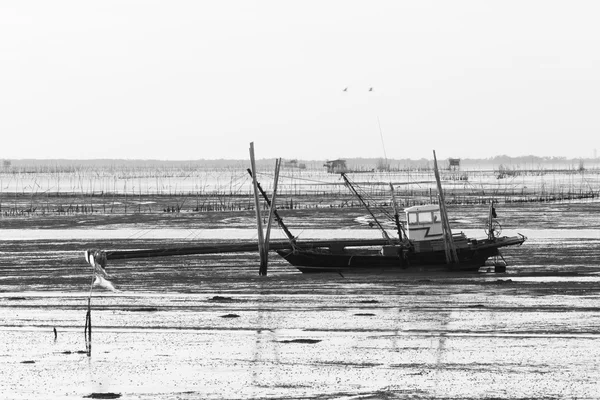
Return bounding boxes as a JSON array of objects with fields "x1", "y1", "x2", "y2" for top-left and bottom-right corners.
[
  {"x1": 408, "y1": 212, "x2": 418, "y2": 225},
  {"x1": 419, "y1": 212, "x2": 433, "y2": 223}
]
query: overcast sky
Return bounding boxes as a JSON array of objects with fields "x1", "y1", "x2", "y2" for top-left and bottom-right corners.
[{"x1": 1, "y1": 1, "x2": 599, "y2": 160}]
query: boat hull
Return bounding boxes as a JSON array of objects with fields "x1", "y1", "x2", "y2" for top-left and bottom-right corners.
[
  {"x1": 276, "y1": 247, "x2": 497, "y2": 273},
  {"x1": 273, "y1": 233, "x2": 532, "y2": 274}
]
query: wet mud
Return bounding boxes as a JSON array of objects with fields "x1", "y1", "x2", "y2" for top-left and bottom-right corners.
[{"x1": 1, "y1": 201, "x2": 599, "y2": 399}]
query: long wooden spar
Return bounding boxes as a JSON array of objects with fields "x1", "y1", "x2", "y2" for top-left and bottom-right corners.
[{"x1": 96, "y1": 239, "x2": 393, "y2": 261}]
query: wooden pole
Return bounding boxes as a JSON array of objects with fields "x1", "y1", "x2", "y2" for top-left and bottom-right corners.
[
  {"x1": 262, "y1": 158, "x2": 281, "y2": 276},
  {"x1": 249, "y1": 143, "x2": 267, "y2": 274},
  {"x1": 389, "y1": 183, "x2": 406, "y2": 241},
  {"x1": 85, "y1": 274, "x2": 94, "y2": 356},
  {"x1": 488, "y1": 199, "x2": 495, "y2": 240},
  {"x1": 86, "y1": 298, "x2": 92, "y2": 356},
  {"x1": 246, "y1": 169, "x2": 295, "y2": 243},
  {"x1": 433, "y1": 150, "x2": 458, "y2": 265}
]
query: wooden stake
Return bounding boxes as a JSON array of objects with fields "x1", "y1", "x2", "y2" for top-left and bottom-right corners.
[
  {"x1": 85, "y1": 272, "x2": 94, "y2": 356},
  {"x1": 246, "y1": 169, "x2": 296, "y2": 243},
  {"x1": 261, "y1": 159, "x2": 281, "y2": 275},
  {"x1": 86, "y1": 299, "x2": 92, "y2": 356},
  {"x1": 433, "y1": 150, "x2": 458, "y2": 265},
  {"x1": 249, "y1": 143, "x2": 267, "y2": 274}
]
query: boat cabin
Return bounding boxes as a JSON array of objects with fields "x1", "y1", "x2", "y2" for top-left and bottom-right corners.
[{"x1": 404, "y1": 204, "x2": 443, "y2": 241}]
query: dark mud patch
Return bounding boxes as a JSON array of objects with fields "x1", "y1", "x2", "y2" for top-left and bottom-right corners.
[
  {"x1": 209, "y1": 296, "x2": 236, "y2": 303},
  {"x1": 481, "y1": 279, "x2": 515, "y2": 285},
  {"x1": 467, "y1": 304, "x2": 486, "y2": 308},
  {"x1": 354, "y1": 313, "x2": 376, "y2": 316},
  {"x1": 124, "y1": 307, "x2": 159, "y2": 312},
  {"x1": 60, "y1": 350, "x2": 88, "y2": 355},
  {"x1": 83, "y1": 393, "x2": 121, "y2": 399},
  {"x1": 20, "y1": 360, "x2": 35, "y2": 364},
  {"x1": 6, "y1": 297, "x2": 27, "y2": 301},
  {"x1": 356, "y1": 299, "x2": 379, "y2": 304},
  {"x1": 220, "y1": 313, "x2": 240, "y2": 318},
  {"x1": 279, "y1": 339, "x2": 322, "y2": 344}
]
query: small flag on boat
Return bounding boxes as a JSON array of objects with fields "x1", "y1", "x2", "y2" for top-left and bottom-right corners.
[{"x1": 85, "y1": 249, "x2": 116, "y2": 291}]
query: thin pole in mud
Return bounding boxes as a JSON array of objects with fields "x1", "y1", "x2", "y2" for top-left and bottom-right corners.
[
  {"x1": 246, "y1": 168, "x2": 296, "y2": 244},
  {"x1": 262, "y1": 158, "x2": 281, "y2": 276},
  {"x1": 85, "y1": 274, "x2": 94, "y2": 356},
  {"x1": 249, "y1": 142, "x2": 267, "y2": 275}
]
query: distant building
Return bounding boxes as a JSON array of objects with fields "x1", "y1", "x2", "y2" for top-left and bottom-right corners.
[
  {"x1": 2, "y1": 160, "x2": 11, "y2": 169},
  {"x1": 324, "y1": 159, "x2": 347, "y2": 174},
  {"x1": 448, "y1": 158, "x2": 460, "y2": 170}
]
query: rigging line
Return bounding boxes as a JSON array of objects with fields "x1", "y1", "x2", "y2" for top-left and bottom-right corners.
[
  {"x1": 89, "y1": 223, "x2": 161, "y2": 254},
  {"x1": 377, "y1": 116, "x2": 389, "y2": 169},
  {"x1": 342, "y1": 173, "x2": 392, "y2": 242},
  {"x1": 231, "y1": 174, "x2": 251, "y2": 194},
  {"x1": 344, "y1": 173, "x2": 391, "y2": 208},
  {"x1": 342, "y1": 173, "x2": 396, "y2": 221},
  {"x1": 183, "y1": 228, "x2": 207, "y2": 241},
  {"x1": 257, "y1": 170, "x2": 353, "y2": 186}
]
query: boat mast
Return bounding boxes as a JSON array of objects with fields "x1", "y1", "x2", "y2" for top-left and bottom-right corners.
[
  {"x1": 432, "y1": 150, "x2": 459, "y2": 264},
  {"x1": 341, "y1": 173, "x2": 393, "y2": 243},
  {"x1": 389, "y1": 183, "x2": 407, "y2": 241}
]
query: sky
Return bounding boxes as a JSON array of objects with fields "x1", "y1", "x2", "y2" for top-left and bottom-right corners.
[{"x1": 1, "y1": 1, "x2": 600, "y2": 161}]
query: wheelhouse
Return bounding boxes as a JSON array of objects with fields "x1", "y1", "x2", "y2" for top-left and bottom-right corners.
[{"x1": 404, "y1": 204, "x2": 443, "y2": 241}]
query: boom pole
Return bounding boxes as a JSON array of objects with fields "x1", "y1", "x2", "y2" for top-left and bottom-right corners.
[{"x1": 341, "y1": 173, "x2": 392, "y2": 243}]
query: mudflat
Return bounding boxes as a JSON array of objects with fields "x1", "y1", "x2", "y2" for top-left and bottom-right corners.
[{"x1": 1, "y1": 201, "x2": 599, "y2": 399}]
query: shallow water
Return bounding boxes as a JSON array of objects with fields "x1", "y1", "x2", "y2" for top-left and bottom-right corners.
[
  {"x1": 1, "y1": 202, "x2": 600, "y2": 399},
  {"x1": 2, "y1": 280, "x2": 600, "y2": 400},
  {"x1": 1, "y1": 226, "x2": 598, "y2": 241}
]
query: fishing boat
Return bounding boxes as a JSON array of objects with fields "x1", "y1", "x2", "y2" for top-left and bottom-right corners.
[
  {"x1": 274, "y1": 151, "x2": 526, "y2": 274},
  {"x1": 275, "y1": 202, "x2": 526, "y2": 273}
]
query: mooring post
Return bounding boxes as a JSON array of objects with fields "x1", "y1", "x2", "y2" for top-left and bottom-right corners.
[
  {"x1": 86, "y1": 297, "x2": 92, "y2": 356},
  {"x1": 262, "y1": 158, "x2": 281, "y2": 276},
  {"x1": 249, "y1": 142, "x2": 267, "y2": 275},
  {"x1": 84, "y1": 269, "x2": 94, "y2": 357}
]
